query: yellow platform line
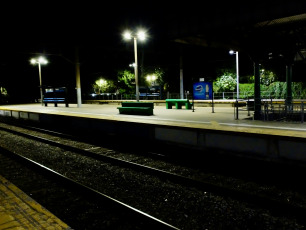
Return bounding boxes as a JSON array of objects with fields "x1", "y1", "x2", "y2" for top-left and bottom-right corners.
[{"x1": 0, "y1": 175, "x2": 71, "y2": 230}]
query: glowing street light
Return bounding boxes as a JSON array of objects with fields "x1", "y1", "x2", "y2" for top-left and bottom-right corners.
[
  {"x1": 30, "y1": 56, "x2": 48, "y2": 105},
  {"x1": 146, "y1": 75, "x2": 156, "y2": 85},
  {"x1": 123, "y1": 29, "x2": 147, "y2": 101},
  {"x1": 229, "y1": 50, "x2": 239, "y2": 99}
]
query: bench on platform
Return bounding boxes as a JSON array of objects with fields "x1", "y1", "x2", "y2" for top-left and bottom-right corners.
[
  {"x1": 117, "y1": 102, "x2": 154, "y2": 115},
  {"x1": 165, "y1": 99, "x2": 192, "y2": 109},
  {"x1": 43, "y1": 87, "x2": 69, "y2": 107},
  {"x1": 43, "y1": 98, "x2": 69, "y2": 107}
]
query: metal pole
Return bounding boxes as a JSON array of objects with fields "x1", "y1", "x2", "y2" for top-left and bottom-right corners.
[
  {"x1": 192, "y1": 78, "x2": 194, "y2": 112},
  {"x1": 236, "y1": 51, "x2": 239, "y2": 99},
  {"x1": 134, "y1": 37, "x2": 139, "y2": 102},
  {"x1": 301, "y1": 102, "x2": 304, "y2": 123},
  {"x1": 212, "y1": 92, "x2": 214, "y2": 113},
  {"x1": 180, "y1": 53, "x2": 184, "y2": 99},
  {"x1": 75, "y1": 47, "x2": 82, "y2": 108},
  {"x1": 38, "y1": 63, "x2": 43, "y2": 106},
  {"x1": 235, "y1": 100, "x2": 239, "y2": 120}
]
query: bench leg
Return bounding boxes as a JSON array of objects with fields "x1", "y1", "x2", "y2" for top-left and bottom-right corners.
[
  {"x1": 55, "y1": 103, "x2": 58, "y2": 107},
  {"x1": 166, "y1": 103, "x2": 172, "y2": 109},
  {"x1": 176, "y1": 103, "x2": 182, "y2": 109}
]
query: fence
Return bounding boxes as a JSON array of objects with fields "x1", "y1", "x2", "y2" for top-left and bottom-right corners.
[
  {"x1": 214, "y1": 91, "x2": 306, "y2": 100},
  {"x1": 86, "y1": 91, "x2": 305, "y2": 101},
  {"x1": 233, "y1": 98, "x2": 305, "y2": 123},
  {"x1": 262, "y1": 100, "x2": 305, "y2": 123}
]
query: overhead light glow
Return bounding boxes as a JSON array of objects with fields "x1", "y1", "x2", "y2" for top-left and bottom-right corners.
[
  {"x1": 30, "y1": 56, "x2": 48, "y2": 65},
  {"x1": 123, "y1": 31, "x2": 132, "y2": 40},
  {"x1": 137, "y1": 30, "x2": 146, "y2": 41}
]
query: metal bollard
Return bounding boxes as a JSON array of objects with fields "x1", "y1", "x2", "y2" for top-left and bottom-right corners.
[
  {"x1": 301, "y1": 102, "x2": 304, "y2": 123},
  {"x1": 234, "y1": 100, "x2": 239, "y2": 120}
]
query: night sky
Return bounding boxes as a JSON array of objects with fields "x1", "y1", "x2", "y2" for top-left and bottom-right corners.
[
  {"x1": 0, "y1": 2, "x2": 179, "y2": 102},
  {"x1": 0, "y1": 2, "x2": 305, "y2": 102}
]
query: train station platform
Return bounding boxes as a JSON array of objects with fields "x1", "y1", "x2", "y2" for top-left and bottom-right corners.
[
  {"x1": 0, "y1": 102, "x2": 305, "y2": 160},
  {"x1": 0, "y1": 102, "x2": 305, "y2": 138},
  {"x1": 0, "y1": 102, "x2": 305, "y2": 230},
  {"x1": 0, "y1": 175, "x2": 71, "y2": 229}
]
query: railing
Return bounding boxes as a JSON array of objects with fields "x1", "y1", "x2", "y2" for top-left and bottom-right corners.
[
  {"x1": 262, "y1": 100, "x2": 305, "y2": 123},
  {"x1": 85, "y1": 91, "x2": 305, "y2": 101},
  {"x1": 233, "y1": 98, "x2": 305, "y2": 123}
]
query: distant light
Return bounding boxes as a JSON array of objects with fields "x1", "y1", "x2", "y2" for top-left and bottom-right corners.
[
  {"x1": 146, "y1": 75, "x2": 156, "y2": 81},
  {"x1": 137, "y1": 30, "x2": 146, "y2": 41},
  {"x1": 38, "y1": 56, "x2": 48, "y2": 64},
  {"x1": 30, "y1": 56, "x2": 48, "y2": 65},
  {"x1": 123, "y1": 29, "x2": 147, "y2": 41},
  {"x1": 123, "y1": 31, "x2": 132, "y2": 40},
  {"x1": 129, "y1": 63, "x2": 136, "y2": 67},
  {"x1": 229, "y1": 50, "x2": 235, "y2": 55}
]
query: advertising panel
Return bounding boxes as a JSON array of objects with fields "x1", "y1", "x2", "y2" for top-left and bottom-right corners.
[{"x1": 193, "y1": 82, "x2": 212, "y2": 99}]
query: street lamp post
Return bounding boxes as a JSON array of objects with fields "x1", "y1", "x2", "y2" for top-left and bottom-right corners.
[
  {"x1": 123, "y1": 30, "x2": 146, "y2": 102},
  {"x1": 30, "y1": 57, "x2": 48, "y2": 105},
  {"x1": 229, "y1": 50, "x2": 239, "y2": 99}
]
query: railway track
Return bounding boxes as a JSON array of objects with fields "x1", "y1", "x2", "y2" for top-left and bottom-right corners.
[
  {"x1": 0, "y1": 120, "x2": 305, "y2": 229},
  {"x1": 0, "y1": 146, "x2": 178, "y2": 229}
]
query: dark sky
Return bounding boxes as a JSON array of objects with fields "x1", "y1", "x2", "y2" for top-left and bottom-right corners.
[
  {"x1": 1, "y1": 2, "x2": 305, "y2": 102},
  {"x1": 0, "y1": 2, "x2": 175, "y2": 101}
]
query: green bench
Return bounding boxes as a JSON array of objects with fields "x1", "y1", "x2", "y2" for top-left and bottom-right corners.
[
  {"x1": 117, "y1": 102, "x2": 154, "y2": 115},
  {"x1": 165, "y1": 99, "x2": 192, "y2": 109}
]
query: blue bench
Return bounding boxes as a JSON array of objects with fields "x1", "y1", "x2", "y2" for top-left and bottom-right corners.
[
  {"x1": 43, "y1": 87, "x2": 69, "y2": 107},
  {"x1": 117, "y1": 102, "x2": 154, "y2": 115},
  {"x1": 43, "y1": 97, "x2": 69, "y2": 107},
  {"x1": 165, "y1": 99, "x2": 192, "y2": 109}
]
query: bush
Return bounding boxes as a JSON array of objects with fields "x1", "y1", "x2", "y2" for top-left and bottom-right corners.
[
  {"x1": 238, "y1": 82, "x2": 306, "y2": 99},
  {"x1": 214, "y1": 74, "x2": 237, "y2": 92}
]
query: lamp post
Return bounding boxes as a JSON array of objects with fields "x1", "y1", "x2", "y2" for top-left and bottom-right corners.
[
  {"x1": 123, "y1": 30, "x2": 147, "y2": 102},
  {"x1": 30, "y1": 56, "x2": 48, "y2": 105},
  {"x1": 229, "y1": 50, "x2": 239, "y2": 99}
]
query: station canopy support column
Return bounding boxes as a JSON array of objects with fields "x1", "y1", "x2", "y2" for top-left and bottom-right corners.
[{"x1": 253, "y1": 61, "x2": 261, "y2": 120}]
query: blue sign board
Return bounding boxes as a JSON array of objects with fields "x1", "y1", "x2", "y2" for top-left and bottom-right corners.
[{"x1": 193, "y1": 82, "x2": 213, "y2": 99}]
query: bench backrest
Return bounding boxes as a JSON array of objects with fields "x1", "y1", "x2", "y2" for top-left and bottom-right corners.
[
  {"x1": 121, "y1": 102, "x2": 154, "y2": 109},
  {"x1": 166, "y1": 99, "x2": 189, "y2": 103},
  {"x1": 43, "y1": 98, "x2": 66, "y2": 102},
  {"x1": 43, "y1": 87, "x2": 68, "y2": 103}
]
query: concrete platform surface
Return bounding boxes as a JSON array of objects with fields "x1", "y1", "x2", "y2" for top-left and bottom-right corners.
[{"x1": 0, "y1": 103, "x2": 305, "y2": 138}]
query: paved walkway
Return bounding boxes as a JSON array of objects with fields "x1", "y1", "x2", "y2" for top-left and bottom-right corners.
[
  {"x1": 0, "y1": 174, "x2": 71, "y2": 229},
  {"x1": 1, "y1": 103, "x2": 305, "y2": 138}
]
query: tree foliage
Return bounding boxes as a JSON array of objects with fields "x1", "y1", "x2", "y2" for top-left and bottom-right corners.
[
  {"x1": 117, "y1": 70, "x2": 135, "y2": 94},
  {"x1": 0, "y1": 87, "x2": 8, "y2": 96},
  {"x1": 92, "y1": 78, "x2": 115, "y2": 94},
  {"x1": 238, "y1": 82, "x2": 306, "y2": 99},
  {"x1": 214, "y1": 73, "x2": 237, "y2": 92},
  {"x1": 142, "y1": 66, "x2": 165, "y2": 87},
  {"x1": 260, "y1": 69, "x2": 276, "y2": 86}
]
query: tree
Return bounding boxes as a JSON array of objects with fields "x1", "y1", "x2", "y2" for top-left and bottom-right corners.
[
  {"x1": 117, "y1": 70, "x2": 135, "y2": 94},
  {"x1": 0, "y1": 86, "x2": 8, "y2": 103},
  {"x1": 143, "y1": 67, "x2": 165, "y2": 86},
  {"x1": 92, "y1": 78, "x2": 115, "y2": 94},
  {"x1": 214, "y1": 73, "x2": 237, "y2": 92},
  {"x1": 0, "y1": 86, "x2": 7, "y2": 96},
  {"x1": 260, "y1": 69, "x2": 276, "y2": 86}
]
